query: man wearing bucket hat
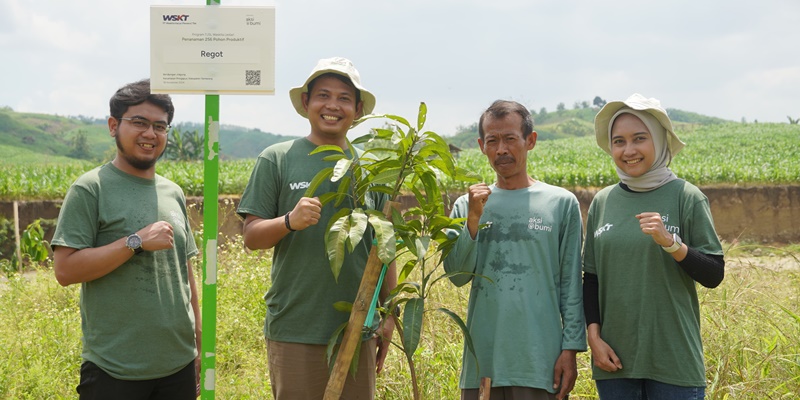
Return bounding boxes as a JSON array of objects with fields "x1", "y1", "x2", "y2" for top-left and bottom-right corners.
[
  {"x1": 237, "y1": 57, "x2": 395, "y2": 399},
  {"x1": 583, "y1": 94, "x2": 724, "y2": 399}
]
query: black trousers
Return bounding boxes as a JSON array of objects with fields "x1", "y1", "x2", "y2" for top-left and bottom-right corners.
[{"x1": 77, "y1": 360, "x2": 195, "y2": 400}]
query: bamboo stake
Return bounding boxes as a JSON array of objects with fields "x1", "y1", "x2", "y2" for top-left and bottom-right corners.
[
  {"x1": 479, "y1": 377, "x2": 491, "y2": 400},
  {"x1": 324, "y1": 201, "x2": 398, "y2": 400},
  {"x1": 13, "y1": 201, "x2": 21, "y2": 273}
]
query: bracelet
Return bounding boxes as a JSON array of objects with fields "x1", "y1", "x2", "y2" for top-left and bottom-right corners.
[{"x1": 284, "y1": 212, "x2": 296, "y2": 232}]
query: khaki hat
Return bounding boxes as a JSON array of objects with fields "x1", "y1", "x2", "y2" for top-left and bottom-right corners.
[
  {"x1": 594, "y1": 93, "x2": 685, "y2": 156},
  {"x1": 289, "y1": 57, "x2": 376, "y2": 119}
]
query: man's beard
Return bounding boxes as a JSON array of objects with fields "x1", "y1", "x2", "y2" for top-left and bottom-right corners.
[{"x1": 115, "y1": 133, "x2": 160, "y2": 170}]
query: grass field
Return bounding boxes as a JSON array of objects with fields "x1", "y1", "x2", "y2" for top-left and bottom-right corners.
[{"x1": 1, "y1": 237, "x2": 798, "y2": 399}]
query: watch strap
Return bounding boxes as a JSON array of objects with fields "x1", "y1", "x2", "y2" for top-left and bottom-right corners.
[{"x1": 662, "y1": 233, "x2": 681, "y2": 253}]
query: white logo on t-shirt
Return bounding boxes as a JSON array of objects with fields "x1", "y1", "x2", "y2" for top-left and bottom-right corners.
[
  {"x1": 289, "y1": 181, "x2": 310, "y2": 190},
  {"x1": 594, "y1": 223, "x2": 613, "y2": 238}
]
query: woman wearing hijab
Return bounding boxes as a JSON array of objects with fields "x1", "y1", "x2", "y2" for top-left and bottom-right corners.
[{"x1": 582, "y1": 94, "x2": 725, "y2": 399}]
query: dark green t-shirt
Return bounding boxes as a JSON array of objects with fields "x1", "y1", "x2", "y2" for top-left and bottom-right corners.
[
  {"x1": 583, "y1": 179, "x2": 723, "y2": 387},
  {"x1": 51, "y1": 163, "x2": 198, "y2": 380},
  {"x1": 237, "y1": 138, "x2": 384, "y2": 344}
]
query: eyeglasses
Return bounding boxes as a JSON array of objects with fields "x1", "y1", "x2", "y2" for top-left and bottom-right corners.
[{"x1": 118, "y1": 117, "x2": 170, "y2": 134}]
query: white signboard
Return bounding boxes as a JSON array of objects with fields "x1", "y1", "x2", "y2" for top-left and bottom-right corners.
[{"x1": 150, "y1": 6, "x2": 275, "y2": 94}]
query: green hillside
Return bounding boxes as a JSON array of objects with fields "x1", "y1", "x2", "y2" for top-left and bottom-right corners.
[
  {"x1": 172, "y1": 122, "x2": 296, "y2": 159},
  {"x1": 0, "y1": 107, "x2": 297, "y2": 162}
]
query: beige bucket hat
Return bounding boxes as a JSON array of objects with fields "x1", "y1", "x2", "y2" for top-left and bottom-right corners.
[
  {"x1": 594, "y1": 93, "x2": 685, "y2": 156},
  {"x1": 289, "y1": 57, "x2": 376, "y2": 119}
]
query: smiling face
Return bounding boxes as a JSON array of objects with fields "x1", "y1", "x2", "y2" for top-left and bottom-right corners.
[
  {"x1": 478, "y1": 112, "x2": 536, "y2": 189},
  {"x1": 301, "y1": 74, "x2": 363, "y2": 147},
  {"x1": 610, "y1": 113, "x2": 656, "y2": 178},
  {"x1": 109, "y1": 101, "x2": 169, "y2": 178}
]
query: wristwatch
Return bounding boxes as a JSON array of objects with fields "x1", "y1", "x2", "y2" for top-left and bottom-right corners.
[
  {"x1": 126, "y1": 233, "x2": 144, "y2": 255},
  {"x1": 661, "y1": 233, "x2": 683, "y2": 253}
]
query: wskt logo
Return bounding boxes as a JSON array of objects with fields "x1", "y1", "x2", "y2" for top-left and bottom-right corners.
[{"x1": 163, "y1": 15, "x2": 190, "y2": 22}]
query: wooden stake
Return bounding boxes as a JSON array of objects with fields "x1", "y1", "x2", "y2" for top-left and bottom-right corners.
[
  {"x1": 479, "y1": 376, "x2": 491, "y2": 400},
  {"x1": 13, "y1": 201, "x2": 21, "y2": 273},
  {"x1": 324, "y1": 201, "x2": 398, "y2": 400}
]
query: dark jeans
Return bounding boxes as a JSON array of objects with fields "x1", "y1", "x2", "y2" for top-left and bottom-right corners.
[
  {"x1": 596, "y1": 378, "x2": 705, "y2": 400},
  {"x1": 77, "y1": 360, "x2": 196, "y2": 400}
]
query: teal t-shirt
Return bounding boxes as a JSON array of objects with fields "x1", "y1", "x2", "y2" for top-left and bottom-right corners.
[
  {"x1": 583, "y1": 179, "x2": 723, "y2": 387},
  {"x1": 237, "y1": 138, "x2": 384, "y2": 344},
  {"x1": 51, "y1": 163, "x2": 199, "y2": 380},
  {"x1": 444, "y1": 182, "x2": 586, "y2": 392}
]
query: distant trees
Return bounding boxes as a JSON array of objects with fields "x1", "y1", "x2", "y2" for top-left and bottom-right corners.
[
  {"x1": 69, "y1": 130, "x2": 92, "y2": 160},
  {"x1": 593, "y1": 96, "x2": 607, "y2": 108},
  {"x1": 163, "y1": 127, "x2": 204, "y2": 161}
]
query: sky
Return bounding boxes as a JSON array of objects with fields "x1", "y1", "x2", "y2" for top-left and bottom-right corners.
[{"x1": 2, "y1": 0, "x2": 799, "y2": 140}]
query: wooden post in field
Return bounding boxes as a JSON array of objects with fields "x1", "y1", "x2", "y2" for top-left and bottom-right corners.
[
  {"x1": 479, "y1": 377, "x2": 491, "y2": 400},
  {"x1": 13, "y1": 201, "x2": 21, "y2": 273},
  {"x1": 324, "y1": 201, "x2": 398, "y2": 400}
]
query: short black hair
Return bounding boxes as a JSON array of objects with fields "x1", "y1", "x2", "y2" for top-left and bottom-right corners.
[
  {"x1": 109, "y1": 79, "x2": 175, "y2": 124},
  {"x1": 306, "y1": 73, "x2": 361, "y2": 106},
  {"x1": 478, "y1": 100, "x2": 534, "y2": 140}
]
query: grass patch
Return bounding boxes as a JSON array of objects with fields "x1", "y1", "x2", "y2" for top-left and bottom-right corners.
[{"x1": 1, "y1": 238, "x2": 798, "y2": 399}]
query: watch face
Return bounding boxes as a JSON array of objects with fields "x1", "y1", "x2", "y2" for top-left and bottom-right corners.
[{"x1": 127, "y1": 234, "x2": 142, "y2": 249}]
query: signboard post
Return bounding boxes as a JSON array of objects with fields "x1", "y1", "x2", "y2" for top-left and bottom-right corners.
[{"x1": 150, "y1": 4, "x2": 275, "y2": 399}]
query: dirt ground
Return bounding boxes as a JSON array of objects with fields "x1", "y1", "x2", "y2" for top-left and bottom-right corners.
[{"x1": 724, "y1": 251, "x2": 800, "y2": 272}]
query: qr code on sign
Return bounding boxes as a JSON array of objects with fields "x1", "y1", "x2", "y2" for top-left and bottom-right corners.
[{"x1": 245, "y1": 70, "x2": 261, "y2": 86}]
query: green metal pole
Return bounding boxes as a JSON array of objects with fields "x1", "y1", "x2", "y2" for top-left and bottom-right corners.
[
  {"x1": 201, "y1": 93, "x2": 219, "y2": 400},
  {"x1": 201, "y1": 2, "x2": 221, "y2": 395}
]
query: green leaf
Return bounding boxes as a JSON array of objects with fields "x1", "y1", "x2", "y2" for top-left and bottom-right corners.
[
  {"x1": 369, "y1": 167, "x2": 403, "y2": 185},
  {"x1": 326, "y1": 322, "x2": 348, "y2": 367},
  {"x1": 325, "y1": 208, "x2": 353, "y2": 281},
  {"x1": 367, "y1": 211, "x2": 395, "y2": 264},
  {"x1": 416, "y1": 102, "x2": 427, "y2": 132},
  {"x1": 371, "y1": 128, "x2": 397, "y2": 141},
  {"x1": 303, "y1": 167, "x2": 334, "y2": 198},
  {"x1": 310, "y1": 145, "x2": 344, "y2": 156},
  {"x1": 397, "y1": 259, "x2": 417, "y2": 283},
  {"x1": 332, "y1": 301, "x2": 353, "y2": 312},
  {"x1": 383, "y1": 114, "x2": 412, "y2": 129},
  {"x1": 402, "y1": 298, "x2": 425, "y2": 357},
  {"x1": 318, "y1": 192, "x2": 338, "y2": 206},
  {"x1": 333, "y1": 175, "x2": 351, "y2": 207},
  {"x1": 332, "y1": 158, "x2": 353, "y2": 182},
  {"x1": 351, "y1": 131, "x2": 376, "y2": 145},
  {"x1": 347, "y1": 208, "x2": 368, "y2": 253},
  {"x1": 322, "y1": 153, "x2": 348, "y2": 162},
  {"x1": 437, "y1": 307, "x2": 479, "y2": 376}
]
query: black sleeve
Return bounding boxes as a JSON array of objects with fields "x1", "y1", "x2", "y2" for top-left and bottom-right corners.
[
  {"x1": 677, "y1": 247, "x2": 725, "y2": 288},
  {"x1": 583, "y1": 272, "x2": 601, "y2": 326}
]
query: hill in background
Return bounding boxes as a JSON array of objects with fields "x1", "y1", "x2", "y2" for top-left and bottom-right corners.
[
  {"x1": 0, "y1": 107, "x2": 294, "y2": 162},
  {"x1": 0, "y1": 101, "x2": 734, "y2": 161}
]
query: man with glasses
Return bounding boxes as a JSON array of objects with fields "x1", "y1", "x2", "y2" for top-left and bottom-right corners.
[{"x1": 51, "y1": 79, "x2": 201, "y2": 399}]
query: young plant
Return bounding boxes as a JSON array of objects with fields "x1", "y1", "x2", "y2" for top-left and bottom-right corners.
[{"x1": 304, "y1": 103, "x2": 479, "y2": 400}]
